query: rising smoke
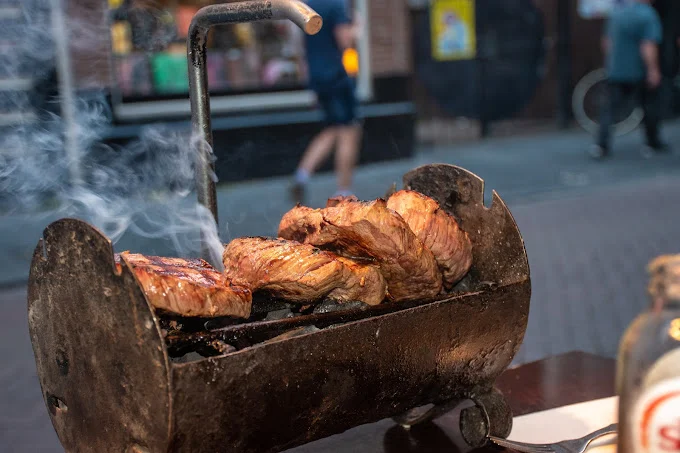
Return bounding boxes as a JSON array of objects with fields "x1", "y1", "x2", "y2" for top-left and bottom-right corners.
[{"x1": 0, "y1": 0, "x2": 225, "y2": 269}]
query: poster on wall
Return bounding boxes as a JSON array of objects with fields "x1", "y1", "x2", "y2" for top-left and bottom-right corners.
[
  {"x1": 430, "y1": 0, "x2": 476, "y2": 61},
  {"x1": 578, "y1": 0, "x2": 630, "y2": 19}
]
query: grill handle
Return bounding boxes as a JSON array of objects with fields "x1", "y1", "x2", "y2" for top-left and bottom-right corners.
[{"x1": 187, "y1": 0, "x2": 322, "y2": 256}]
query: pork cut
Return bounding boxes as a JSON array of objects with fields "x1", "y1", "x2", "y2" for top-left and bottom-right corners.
[
  {"x1": 278, "y1": 198, "x2": 442, "y2": 301},
  {"x1": 223, "y1": 237, "x2": 387, "y2": 305},
  {"x1": 387, "y1": 190, "x2": 472, "y2": 288},
  {"x1": 115, "y1": 252, "x2": 252, "y2": 318}
]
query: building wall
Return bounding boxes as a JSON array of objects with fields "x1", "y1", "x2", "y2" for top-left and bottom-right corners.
[
  {"x1": 67, "y1": 0, "x2": 112, "y2": 90},
  {"x1": 67, "y1": 0, "x2": 414, "y2": 93},
  {"x1": 411, "y1": 0, "x2": 606, "y2": 124},
  {"x1": 519, "y1": 0, "x2": 605, "y2": 119},
  {"x1": 368, "y1": 0, "x2": 412, "y2": 76}
]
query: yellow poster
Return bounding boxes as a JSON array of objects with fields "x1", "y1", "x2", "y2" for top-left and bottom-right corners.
[{"x1": 431, "y1": 0, "x2": 477, "y2": 61}]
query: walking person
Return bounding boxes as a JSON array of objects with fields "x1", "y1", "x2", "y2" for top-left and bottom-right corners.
[
  {"x1": 591, "y1": 0, "x2": 667, "y2": 159},
  {"x1": 289, "y1": 0, "x2": 362, "y2": 204}
]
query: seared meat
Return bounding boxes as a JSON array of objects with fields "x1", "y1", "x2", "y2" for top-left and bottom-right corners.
[
  {"x1": 331, "y1": 256, "x2": 386, "y2": 305},
  {"x1": 387, "y1": 190, "x2": 472, "y2": 288},
  {"x1": 278, "y1": 198, "x2": 442, "y2": 301},
  {"x1": 277, "y1": 205, "x2": 325, "y2": 244},
  {"x1": 223, "y1": 237, "x2": 387, "y2": 305},
  {"x1": 115, "y1": 252, "x2": 252, "y2": 318},
  {"x1": 325, "y1": 195, "x2": 358, "y2": 208}
]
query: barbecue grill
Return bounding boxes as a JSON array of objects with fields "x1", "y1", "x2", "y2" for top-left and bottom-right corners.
[{"x1": 27, "y1": 1, "x2": 531, "y2": 452}]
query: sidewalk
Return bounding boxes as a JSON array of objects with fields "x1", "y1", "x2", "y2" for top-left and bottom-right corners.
[
  {"x1": 1, "y1": 121, "x2": 680, "y2": 287},
  {"x1": 207, "y1": 119, "x2": 680, "y2": 241}
]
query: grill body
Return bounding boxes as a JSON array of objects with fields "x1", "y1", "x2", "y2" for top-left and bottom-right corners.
[{"x1": 28, "y1": 164, "x2": 530, "y2": 453}]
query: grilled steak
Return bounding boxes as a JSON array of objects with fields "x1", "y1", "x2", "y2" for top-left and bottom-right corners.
[
  {"x1": 278, "y1": 198, "x2": 442, "y2": 301},
  {"x1": 332, "y1": 256, "x2": 387, "y2": 305},
  {"x1": 325, "y1": 195, "x2": 357, "y2": 208},
  {"x1": 115, "y1": 252, "x2": 252, "y2": 318},
  {"x1": 277, "y1": 205, "x2": 325, "y2": 244},
  {"x1": 222, "y1": 237, "x2": 387, "y2": 305},
  {"x1": 387, "y1": 190, "x2": 472, "y2": 288}
]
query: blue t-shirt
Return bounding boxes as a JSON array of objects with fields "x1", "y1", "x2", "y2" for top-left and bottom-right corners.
[
  {"x1": 606, "y1": 3, "x2": 662, "y2": 82},
  {"x1": 305, "y1": 0, "x2": 351, "y2": 91}
]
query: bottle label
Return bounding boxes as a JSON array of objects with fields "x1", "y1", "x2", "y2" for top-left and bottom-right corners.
[{"x1": 632, "y1": 378, "x2": 680, "y2": 453}]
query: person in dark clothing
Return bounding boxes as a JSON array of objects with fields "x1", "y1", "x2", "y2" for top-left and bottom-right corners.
[
  {"x1": 289, "y1": 0, "x2": 361, "y2": 204},
  {"x1": 591, "y1": 0, "x2": 666, "y2": 159}
]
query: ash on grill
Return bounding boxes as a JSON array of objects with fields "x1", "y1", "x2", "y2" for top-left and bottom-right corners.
[{"x1": 158, "y1": 268, "x2": 478, "y2": 363}]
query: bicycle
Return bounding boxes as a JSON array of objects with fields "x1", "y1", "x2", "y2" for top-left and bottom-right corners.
[{"x1": 572, "y1": 67, "x2": 645, "y2": 136}]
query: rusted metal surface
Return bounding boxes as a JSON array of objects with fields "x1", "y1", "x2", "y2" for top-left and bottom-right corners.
[
  {"x1": 27, "y1": 164, "x2": 530, "y2": 452},
  {"x1": 460, "y1": 388, "x2": 513, "y2": 447},
  {"x1": 404, "y1": 164, "x2": 530, "y2": 287},
  {"x1": 166, "y1": 290, "x2": 483, "y2": 356},
  {"x1": 27, "y1": 219, "x2": 172, "y2": 452},
  {"x1": 188, "y1": 0, "x2": 321, "y2": 261},
  {"x1": 170, "y1": 280, "x2": 529, "y2": 452}
]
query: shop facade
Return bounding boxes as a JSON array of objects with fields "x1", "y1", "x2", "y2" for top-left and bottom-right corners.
[{"x1": 67, "y1": 0, "x2": 416, "y2": 183}]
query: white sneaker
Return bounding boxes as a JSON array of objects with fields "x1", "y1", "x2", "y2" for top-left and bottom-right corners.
[
  {"x1": 640, "y1": 145, "x2": 654, "y2": 159},
  {"x1": 641, "y1": 143, "x2": 670, "y2": 159},
  {"x1": 589, "y1": 144, "x2": 607, "y2": 159}
]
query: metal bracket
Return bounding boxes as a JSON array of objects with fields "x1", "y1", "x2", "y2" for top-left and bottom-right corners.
[{"x1": 187, "y1": 0, "x2": 322, "y2": 260}]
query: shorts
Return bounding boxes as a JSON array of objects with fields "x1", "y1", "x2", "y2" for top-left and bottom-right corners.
[{"x1": 315, "y1": 76, "x2": 358, "y2": 126}]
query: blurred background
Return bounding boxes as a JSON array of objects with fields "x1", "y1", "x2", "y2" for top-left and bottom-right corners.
[{"x1": 1, "y1": 0, "x2": 680, "y2": 450}]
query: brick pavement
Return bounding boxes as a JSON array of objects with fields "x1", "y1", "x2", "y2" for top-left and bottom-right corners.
[
  {"x1": 3, "y1": 174, "x2": 680, "y2": 451},
  {"x1": 511, "y1": 176, "x2": 680, "y2": 364}
]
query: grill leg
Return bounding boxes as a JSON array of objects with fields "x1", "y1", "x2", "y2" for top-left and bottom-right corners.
[
  {"x1": 460, "y1": 388, "x2": 512, "y2": 448},
  {"x1": 391, "y1": 398, "x2": 463, "y2": 429},
  {"x1": 391, "y1": 387, "x2": 512, "y2": 448}
]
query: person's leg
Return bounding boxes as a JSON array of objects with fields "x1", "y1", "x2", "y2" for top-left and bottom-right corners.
[
  {"x1": 332, "y1": 77, "x2": 361, "y2": 196},
  {"x1": 594, "y1": 81, "x2": 622, "y2": 156},
  {"x1": 640, "y1": 82, "x2": 664, "y2": 150},
  {"x1": 334, "y1": 124, "x2": 361, "y2": 195},
  {"x1": 296, "y1": 127, "x2": 339, "y2": 176},
  {"x1": 659, "y1": 75, "x2": 674, "y2": 120},
  {"x1": 289, "y1": 127, "x2": 338, "y2": 204},
  {"x1": 289, "y1": 90, "x2": 339, "y2": 204}
]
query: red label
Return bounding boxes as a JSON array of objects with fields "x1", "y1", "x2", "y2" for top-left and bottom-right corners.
[
  {"x1": 659, "y1": 420, "x2": 680, "y2": 452},
  {"x1": 634, "y1": 380, "x2": 680, "y2": 453}
]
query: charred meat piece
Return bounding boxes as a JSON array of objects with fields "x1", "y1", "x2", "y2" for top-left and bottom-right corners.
[
  {"x1": 223, "y1": 237, "x2": 387, "y2": 306},
  {"x1": 387, "y1": 190, "x2": 473, "y2": 288},
  {"x1": 278, "y1": 198, "x2": 442, "y2": 301},
  {"x1": 277, "y1": 205, "x2": 324, "y2": 244},
  {"x1": 331, "y1": 256, "x2": 387, "y2": 305},
  {"x1": 115, "y1": 252, "x2": 252, "y2": 318},
  {"x1": 325, "y1": 195, "x2": 358, "y2": 208}
]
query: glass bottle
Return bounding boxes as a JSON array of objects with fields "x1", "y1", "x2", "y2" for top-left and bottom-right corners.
[{"x1": 616, "y1": 255, "x2": 680, "y2": 453}]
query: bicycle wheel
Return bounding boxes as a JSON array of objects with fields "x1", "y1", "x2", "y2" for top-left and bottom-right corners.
[{"x1": 572, "y1": 68, "x2": 644, "y2": 136}]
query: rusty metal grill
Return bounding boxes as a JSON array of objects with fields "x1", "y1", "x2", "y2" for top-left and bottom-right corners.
[{"x1": 26, "y1": 2, "x2": 531, "y2": 452}]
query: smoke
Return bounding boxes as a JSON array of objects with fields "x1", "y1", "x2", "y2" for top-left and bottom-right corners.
[{"x1": 0, "y1": 0, "x2": 226, "y2": 269}]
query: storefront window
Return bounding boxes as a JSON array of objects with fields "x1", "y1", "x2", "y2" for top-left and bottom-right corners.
[
  {"x1": 109, "y1": 0, "x2": 308, "y2": 98},
  {"x1": 107, "y1": 0, "x2": 371, "y2": 119}
]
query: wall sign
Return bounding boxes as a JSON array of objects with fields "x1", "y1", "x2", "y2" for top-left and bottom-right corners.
[{"x1": 430, "y1": 0, "x2": 476, "y2": 61}]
